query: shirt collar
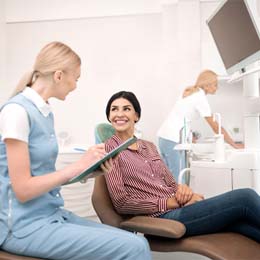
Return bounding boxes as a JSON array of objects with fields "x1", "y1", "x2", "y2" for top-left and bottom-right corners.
[
  {"x1": 21, "y1": 87, "x2": 52, "y2": 117},
  {"x1": 112, "y1": 134, "x2": 145, "y2": 151},
  {"x1": 138, "y1": 140, "x2": 146, "y2": 150}
]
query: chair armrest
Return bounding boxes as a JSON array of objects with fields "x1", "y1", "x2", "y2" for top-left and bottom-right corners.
[
  {"x1": 120, "y1": 216, "x2": 186, "y2": 239},
  {"x1": 0, "y1": 250, "x2": 43, "y2": 260}
]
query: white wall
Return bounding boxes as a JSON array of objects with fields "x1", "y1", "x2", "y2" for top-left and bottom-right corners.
[
  {"x1": 0, "y1": 0, "x2": 6, "y2": 104},
  {"x1": 3, "y1": 0, "x2": 258, "y2": 147},
  {"x1": 5, "y1": 12, "x2": 163, "y2": 146},
  {"x1": 5, "y1": 0, "x2": 173, "y2": 22}
]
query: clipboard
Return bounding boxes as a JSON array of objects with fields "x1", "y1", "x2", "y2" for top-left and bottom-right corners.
[{"x1": 64, "y1": 136, "x2": 137, "y2": 185}]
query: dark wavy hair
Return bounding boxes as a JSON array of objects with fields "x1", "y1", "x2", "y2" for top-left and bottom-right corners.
[{"x1": 105, "y1": 91, "x2": 141, "y2": 122}]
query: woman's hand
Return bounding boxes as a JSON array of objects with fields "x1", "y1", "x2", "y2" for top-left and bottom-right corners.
[
  {"x1": 66, "y1": 144, "x2": 107, "y2": 180},
  {"x1": 81, "y1": 143, "x2": 107, "y2": 165},
  {"x1": 233, "y1": 143, "x2": 244, "y2": 149},
  {"x1": 166, "y1": 197, "x2": 180, "y2": 209},
  {"x1": 80, "y1": 158, "x2": 114, "y2": 181},
  {"x1": 69, "y1": 145, "x2": 115, "y2": 180},
  {"x1": 175, "y1": 184, "x2": 193, "y2": 206},
  {"x1": 184, "y1": 193, "x2": 204, "y2": 206},
  {"x1": 100, "y1": 157, "x2": 113, "y2": 173}
]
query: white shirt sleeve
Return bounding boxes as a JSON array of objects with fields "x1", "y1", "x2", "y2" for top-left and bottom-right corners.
[
  {"x1": 0, "y1": 103, "x2": 29, "y2": 143},
  {"x1": 195, "y1": 91, "x2": 212, "y2": 118}
]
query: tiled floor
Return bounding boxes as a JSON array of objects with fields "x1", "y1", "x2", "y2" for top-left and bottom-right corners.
[{"x1": 152, "y1": 251, "x2": 210, "y2": 260}]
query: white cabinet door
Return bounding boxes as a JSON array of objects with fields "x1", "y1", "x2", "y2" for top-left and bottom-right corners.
[
  {"x1": 232, "y1": 169, "x2": 253, "y2": 190},
  {"x1": 232, "y1": 169, "x2": 260, "y2": 195},
  {"x1": 253, "y1": 170, "x2": 260, "y2": 195},
  {"x1": 190, "y1": 166, "x2": 232, "y2": 199}
]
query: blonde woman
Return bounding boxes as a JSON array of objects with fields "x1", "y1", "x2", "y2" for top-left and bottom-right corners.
[
  {"x1": 0, "y1": 42, "x2": 151, "y2": 260},
  {"x1": 157, "y1": 70, "x2": 243, "y2": 181}
]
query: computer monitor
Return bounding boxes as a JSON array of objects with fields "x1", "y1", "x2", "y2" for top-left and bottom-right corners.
[{"x1": 207, "y1": 0, "x2": 260, "y2": 75}]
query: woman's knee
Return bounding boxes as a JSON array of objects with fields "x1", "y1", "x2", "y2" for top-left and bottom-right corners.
[
  {"x1": 242, "y1": 188, "x2": 259, "y2": 201},
  {"x1": 120, "y1": 234, "x2": 151, "y2": 259},
  {"x1": 134, "y1": 235, "x2": 150, "y2": 253},
  {"x1": 231, "y1": 188, "x2": 259, "y2": 204},
  {"x1": 236, "y1": 188, "x2": 258, "y2": 196}
]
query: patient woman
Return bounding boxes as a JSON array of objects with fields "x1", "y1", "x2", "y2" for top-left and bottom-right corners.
[{"x1": 104, "y1": 90, "x2": 260, "y2": 242}]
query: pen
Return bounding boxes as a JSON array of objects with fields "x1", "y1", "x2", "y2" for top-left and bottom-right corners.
[{"x1": 73, "y1": 148, "x2": 86, "y2": 152}]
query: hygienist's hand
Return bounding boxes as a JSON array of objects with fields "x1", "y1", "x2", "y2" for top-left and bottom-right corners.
[
  {"x1": 83, "y1": 158, "x2": 113, "y2": 180},
  {"x1": 61, "y1": 144, "x2": 109, "y2": 182},
  {"x1": 175, "y1": 184, "x2": 193, "y2": 206},
  {"x1": 233, "y1": 143, "x2": 244, "y2": 149},
  {"x1": 74, "y1": 144, "x2": 107, "y2": 175}
]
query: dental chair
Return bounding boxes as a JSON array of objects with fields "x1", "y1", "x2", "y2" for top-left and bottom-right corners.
[
  {"x1": 92, "y1": 175, "x2": 260, "y2": 260},
  {"x1": 92, "y1": 122, "x2": 260, "y2": 260},
  {"x1": 0, "y1": 251, "x2": 43, "y2": 260},
  {"x1": 94, "y1": 123, "x2": 115, "y2": 144}
]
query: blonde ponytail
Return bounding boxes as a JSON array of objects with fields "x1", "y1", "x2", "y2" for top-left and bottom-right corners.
[
  {"x1": 183, "y1": 69, "x2": 217, "y2": 98},
  {"x1": 182, "y1": 85, "x2": 200, "y2": 98},
  {"x1": 10, "y1": 41, "x2": 81, "y2": 98},
  {"x1": 10, "y1": 70, "x2": 35, "y2": 98}
]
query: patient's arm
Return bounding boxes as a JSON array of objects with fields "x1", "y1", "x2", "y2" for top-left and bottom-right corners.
[
  {"x1": 175, "y1": 184, "x2": 193, "y2": 206},
  {"x1": 166, "y1": 197, "x2": 180, "y2": 209},
  {"x1": 183, "y1": 193, "x2": 204, "y2": 206}
]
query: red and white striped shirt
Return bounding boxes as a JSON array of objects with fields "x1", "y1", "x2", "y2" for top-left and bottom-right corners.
[{"x1": 105, "y1": 135, "x2": 178, "y2": 217}]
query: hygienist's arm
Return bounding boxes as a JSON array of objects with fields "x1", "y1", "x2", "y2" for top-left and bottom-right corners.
[
  {"x1": 205, "y1": 116, "x2": 244, "y2": 149},
  {"x1": 5, "y1": 139, "x2": 107, "y2": 203}
]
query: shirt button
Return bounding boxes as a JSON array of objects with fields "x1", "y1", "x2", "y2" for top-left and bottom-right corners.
[
  {"x1": 56, "y1": 194, "x2": 60, "y2": 197},
  {"x1": 160, "y1": 185, "x2": 163, "y2": 187},
  {"x1": 151, "y1": 174, "x2": 154, "y2": 177},
  {"x1": 144, "y1": 160, "x2": 148, "y2": 163}
]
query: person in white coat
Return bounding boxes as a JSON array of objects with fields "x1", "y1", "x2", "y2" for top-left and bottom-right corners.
[{"x1": 157, "y1": 69, "x2": 243, "y2": 181}]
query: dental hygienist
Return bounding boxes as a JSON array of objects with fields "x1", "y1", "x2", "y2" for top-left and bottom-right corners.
[
  {"x1": 157, "y1": 70, "x2": 244, "y2": 181},
  {"x1": 0, "y1": 41, "x2": 151, "y2": 260}
]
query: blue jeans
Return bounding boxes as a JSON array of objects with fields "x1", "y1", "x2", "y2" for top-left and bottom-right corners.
[
  {"x1": 158, "y1": 137, "x2": 184, "y2": 182},
  {"x1": 159, "y1": 188, "x2": 260, "y2": 242}
]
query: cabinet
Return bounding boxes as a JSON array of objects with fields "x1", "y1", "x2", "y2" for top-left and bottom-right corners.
[
  {"x1": 190, "y1": 165, "x2": 232, "y2": 198},
  {"x1": 232, "y1": 168, "x2": 253, "y2": 190},
  {"x1": 233, "y1": 169, "x2": 260, "y2": 193},
  {"x1": 56, "y1": 152, "x2": 98, "y2": 222},
  {"x1": 190, "y1": 160, "x2": 259, "y2": 198}
]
